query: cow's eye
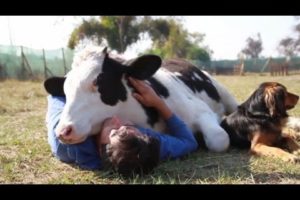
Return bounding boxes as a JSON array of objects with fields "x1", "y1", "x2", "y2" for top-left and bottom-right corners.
[
  {"x1": 92, "y1": 79, "x2": 97, "y2": 86},
  {"x1": 90, "y1": 79, "x2": 98, "y2": 92}
]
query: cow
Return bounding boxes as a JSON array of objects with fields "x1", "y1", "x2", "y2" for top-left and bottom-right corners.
[{"x1": 44, "y1": 46, "x2": 238, "y2": 152}]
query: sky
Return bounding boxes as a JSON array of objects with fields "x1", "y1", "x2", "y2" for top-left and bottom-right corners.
[{"x1": 0, "y1": 16, "x2": 298, "y2": 60}]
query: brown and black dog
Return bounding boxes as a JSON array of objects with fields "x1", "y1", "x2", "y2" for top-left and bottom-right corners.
[{"x1": 221, "y1": 82, "x2": 300, "y2": 163}]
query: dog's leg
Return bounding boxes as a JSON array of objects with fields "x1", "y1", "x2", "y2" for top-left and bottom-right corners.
[
  {"x1": 251, "y1": 143, "x2": 300, "y2": 163},
  {"x1": 281, "y1": 136, "x2": 300, "y2": 155},
  {"x1": 250, "y1": 132, "x2": 300, "y2": 163}
]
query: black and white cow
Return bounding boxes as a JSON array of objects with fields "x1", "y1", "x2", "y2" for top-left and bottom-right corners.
[{"x1": 44, "y1": 46, "x2": 238, "y2": 152}]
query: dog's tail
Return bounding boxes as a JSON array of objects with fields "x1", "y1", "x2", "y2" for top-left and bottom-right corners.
[{"x1": 287, "y1": 117, "x2": 300, "y2": 132}]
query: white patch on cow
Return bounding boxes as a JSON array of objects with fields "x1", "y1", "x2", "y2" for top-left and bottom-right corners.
[
  {"x1": 202, "y1": 71, "x2": 238, "y2": 115},
  {"x1": 173, "y1": 72, "x2": 182, "y2": 76},
  {"x1": 55, "y1": 47, "x2": 108, "y2": 140},
  {"x1": 152, "y1": 69, "x2": 230, "y2": 151},
  {"x1": 193, "y1": 72, "x2": 203, "y2": 81}
]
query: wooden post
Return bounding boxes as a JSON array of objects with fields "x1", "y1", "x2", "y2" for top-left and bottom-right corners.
[
  {"x1": 42, "y1": 49, "x2": 47, "y2": 79},
  {"x1": 20, "y1": 46, "x2": 34, "y2": 79},
  {"x1": 62, "y1": 48, "x2": 67, "y2": 75},
  {"x1": 21, "y1": 46, "x2": 25, "y2": 79}
]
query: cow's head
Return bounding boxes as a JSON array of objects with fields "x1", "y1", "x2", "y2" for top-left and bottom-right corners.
[{"x1": 44, "y1": 46, "x2": 162, "y2": 144}]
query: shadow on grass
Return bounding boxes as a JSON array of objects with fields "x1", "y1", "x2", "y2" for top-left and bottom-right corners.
[
  {"x1": 77, "y1": 132, "x2": 300, "y2": 184},
  {"x1": 87, "y1": 146, "x2": 253, "y2": 184}
]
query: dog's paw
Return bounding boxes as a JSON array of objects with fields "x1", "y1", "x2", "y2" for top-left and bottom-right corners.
[
  {"x1": 284, "y1": 154, "x2": 300, "y2": 163},
  {"x1": 292, "y1": 149, "x2": 300, "y2": 156}
]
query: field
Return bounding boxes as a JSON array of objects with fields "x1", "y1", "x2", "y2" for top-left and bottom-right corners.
[{"x1": 1, "y1": 74, "x2": 300, "y2": 184}]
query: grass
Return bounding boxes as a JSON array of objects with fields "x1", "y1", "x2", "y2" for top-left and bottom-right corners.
[{"x1": 0, "y1": 74, "x2": 300, "y2": 184}]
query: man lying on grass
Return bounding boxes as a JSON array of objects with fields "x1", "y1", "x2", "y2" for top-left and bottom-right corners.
[{"x1": 45, "y1": 77, "x2": 198, "y2": 177}]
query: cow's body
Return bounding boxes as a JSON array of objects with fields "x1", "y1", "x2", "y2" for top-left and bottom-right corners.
[{"x1": 44, "y1": 46, "x2": 238, "y2": 152}]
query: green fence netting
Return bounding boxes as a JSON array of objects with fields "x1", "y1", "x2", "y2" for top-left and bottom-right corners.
[
  {"x1": 0, "y1": 45, "x2": 74, "y2": 79},
  {"x1": 210, "y1": 57, "x2": 300, "y2": 73},
  {"x1": 1, "y1": 44, "x2": 300, "y2": 79}
]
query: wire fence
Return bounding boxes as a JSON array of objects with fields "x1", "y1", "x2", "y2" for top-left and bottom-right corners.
[
  {"x1": 0, "y1": 45, "x2": 74, "y2": 80},
  {"x1": 1, "y1": 44, "x2": 300, "y2": 80},
  {"x1": 209, "y1": 57, "x2": 300, "y2": 75}
]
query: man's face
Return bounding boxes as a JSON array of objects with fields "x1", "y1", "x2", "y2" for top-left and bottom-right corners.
[{"x1": 99, "y1": 116, "x2": 142, "y2": 146}]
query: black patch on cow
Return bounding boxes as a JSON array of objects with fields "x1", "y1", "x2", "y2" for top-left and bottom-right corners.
[
  {"x1": 162, "y1": 58, "x2": 220, "y2": 102},
  {"x1": 126, "y1": 76, "x2": 164, "y2": 127},
  {"x1": 96, "y1": 55, "x2": 127, "y2": 106},
  {"x1": 44, "y1": 77, "x2": 66, "y2": 97},
  {"x1": 97, "y1": 54, "x2": 164, "y2": 127},
  {"x1": 177, "y1": 68, "x2": 220, "y2": 102},
  {"x1": 141, "y1": 105, "x2": 160, "y2": 127},
  {"x1": 139, "y1": 77, "x2": 169, "y2": 127},
  {"x1": 147, "y1": 77, "x2": 169, "y2": 98}
]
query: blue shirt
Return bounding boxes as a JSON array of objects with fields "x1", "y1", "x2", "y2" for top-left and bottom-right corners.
[
  {"x1": 46, "y1": 96, "x2": 198, "y2": 170},
  {"x1": 136, "y1": 116, "x2": 198, "y2": 160}
]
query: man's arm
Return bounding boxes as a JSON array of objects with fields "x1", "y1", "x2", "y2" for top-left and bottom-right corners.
[
  {"x1": 129, "y1": 77, "x2": 172, "y2": 120},
  {"x1": 129, "y1": 78, "x2": 198, "y2": 160},
  {"x1": 137, "y1": 114, "x2": 198, "y2": 160},
  {"x1": 46, "y1": 95, "x2": 101, "y2": 170}
]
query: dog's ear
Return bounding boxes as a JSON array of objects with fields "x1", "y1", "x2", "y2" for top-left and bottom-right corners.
[
  {"x1": 264, "y1": 90, "x2": 276, "y2": 117},
  {"x1": 264, "y1": 87, "x2": 286, "y2": 117},
  {"x1": 243, "y1": 88, "x2": 269, "y2": 117}
]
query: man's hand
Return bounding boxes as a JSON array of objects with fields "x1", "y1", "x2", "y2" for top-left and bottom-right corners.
[
  {"x1": 129, "y1": 77, "x2": 162, "y2": 108},
  {"x1": 129, "y1": 77, "x2": 172, "y2": 120}
]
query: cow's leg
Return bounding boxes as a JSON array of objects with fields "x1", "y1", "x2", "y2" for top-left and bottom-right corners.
[
  {"x1": 218, "y1": 87, "x2": 238, "y2": 115},
  {"x1": 194, "y1": 112, "x2": 229, "y2": 152}
]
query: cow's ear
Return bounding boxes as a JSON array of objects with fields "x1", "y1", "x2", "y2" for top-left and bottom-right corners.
[
  {"x1": 126, "y1": 55, "x2": 162, "y2": 80},
  {"x1": 44, "y1": 77, "x2": 66, "y2": 96}
]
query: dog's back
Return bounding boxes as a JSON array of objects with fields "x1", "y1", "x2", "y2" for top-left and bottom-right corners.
[
  {"x1": 221, "y1": 82, "x2": 300, "y2": 153},
  {"x1": 221, "y1": 108, "x2": 251, "y2": 149}
]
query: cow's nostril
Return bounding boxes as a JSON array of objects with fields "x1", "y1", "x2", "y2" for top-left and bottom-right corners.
[
  {"x1": 60, "y1": 125, "x2": 73, "y2": 138},
  {"x1": 65, "y1": 126, "x2": 72, "y2": 136}
]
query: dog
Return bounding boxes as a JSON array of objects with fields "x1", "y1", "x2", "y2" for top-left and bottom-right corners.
[{"x1": 221, "y1": 82, "x2": 300, "y2": 163}]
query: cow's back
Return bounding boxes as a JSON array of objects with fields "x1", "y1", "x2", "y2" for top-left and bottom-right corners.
[{"x1": 158, "y1": 58, "x2": 230, "y2": 119}]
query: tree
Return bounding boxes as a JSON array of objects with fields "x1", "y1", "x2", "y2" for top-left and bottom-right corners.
[
  {"x1": 69, "y1": 16, "x2": 211, "y2": 64},
  {"x1": 141, "y1": 17, "x2": 171, "y2": 49},
  {"x1": 242, "y1": 33, "x2": 263, "y2": 59},
  {"x1": 68, "y1": 16, "x2": 143, "y2": 53},
  {"x1": 143, "y1": 17, "x2": 211, "y2": 63},
  {"x1": 68, "y1": 18, "x2": 104, "y2": 49},
  {"x1": 277, "y1": 37, "x2": 297, "y2": 60},
  {"x1": 294, "y1": 23, "x2": 300, "y2": 53},
  {"x1": 186, "y1": 45, "x2": 210, "y2": 63},
  {"x1": 277, "y1": 17, "x2": 300, "y2": 59}
]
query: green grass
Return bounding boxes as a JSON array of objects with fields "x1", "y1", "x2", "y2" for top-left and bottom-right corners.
[{"x1": 1, "y1": 74, "x2": 300, "y2": 184}]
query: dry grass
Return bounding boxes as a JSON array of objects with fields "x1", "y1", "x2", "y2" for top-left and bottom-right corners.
[{"x1": 1, "y1": 74, "x2": 300, "y2": 184}]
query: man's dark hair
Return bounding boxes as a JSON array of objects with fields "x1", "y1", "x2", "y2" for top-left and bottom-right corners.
[{"x1": 106, "y1": 131, "x2": 160, "y2": 178}]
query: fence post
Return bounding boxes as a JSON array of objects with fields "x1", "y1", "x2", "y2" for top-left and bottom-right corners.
[
  {"x1": 20, "y1": 46, "x2": 34, "y2": 79},
  {"x1": 21, "y1": 46, "x2": 25, "y2": 79},
  {"x1": 62, "y1": 48, "x2": 67, "y2": 75},
  {"x1": 42, "y1": 49, "x2": 47, "y2": 79}
]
